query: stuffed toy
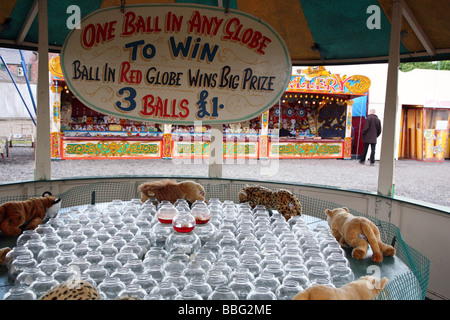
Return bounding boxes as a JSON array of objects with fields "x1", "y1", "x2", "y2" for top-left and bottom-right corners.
[
  {"x1": 0, "y1": 247, "x2": 11, "y2": 265},
  {"x1": 39, "y1": 279, "x2": 101, "y2": 300},
  {"x1": 293, "y1": 275, "x2": 389, "y2": 300},
  {"x1": 0, "y1": 191, "x2": 62, "y2": 237},
  {"x1": 238, "y1": 185, "x2": 302, "y2": 220},
  {"x1": 38, "y1": 279, "x2": 141, "y2": 300},
  {"x1": 325, "y1": 207, "x2": 396, "y2": 263},
  {"x1": 138, "y1": 179, "x2": 206, "y2": 205}
]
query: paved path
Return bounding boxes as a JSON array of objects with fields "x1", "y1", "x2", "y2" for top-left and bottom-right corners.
[{"x1": 1, "y1": 147, "x2": 449, "y2": 209}]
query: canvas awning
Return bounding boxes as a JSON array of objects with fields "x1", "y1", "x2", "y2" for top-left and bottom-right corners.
[{"x1": 1, "y1": 0, "x2": 450, "y2": 64}]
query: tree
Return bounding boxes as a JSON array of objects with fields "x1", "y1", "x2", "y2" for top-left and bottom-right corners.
[{"x1": 399, "y1": 61, "x2": 450, "y2": 72}]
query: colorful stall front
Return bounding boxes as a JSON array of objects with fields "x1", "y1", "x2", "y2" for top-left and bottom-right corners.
[
  {"x1": 50, "y1": 56, "x2": 369, "y2": 160},
  {"x1": 265, "y1": 67, "x2": 370, "y2": 159},
  {"x1": 49, "y1": 56, "x2": 164, "y2": 160}
]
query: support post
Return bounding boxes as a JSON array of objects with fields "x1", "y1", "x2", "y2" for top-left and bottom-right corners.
[
  {"x1": 377, "y1": 0, "x2": 402, "y2": 197},
  {"x1": 209, "y1": 123, "x2": 223, "y2": 178},
  {"x1": 34, "y1": 0, "x2": 51, "y2": 180}
]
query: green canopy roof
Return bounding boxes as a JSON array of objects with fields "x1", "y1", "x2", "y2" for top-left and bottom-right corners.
[{"x1": 1, "y1": 0, "x2": 450, "y2": 65}]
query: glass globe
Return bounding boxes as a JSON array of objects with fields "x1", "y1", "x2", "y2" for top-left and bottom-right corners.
[
  {"x1": 229, "y1": 277, "x2": 255, "y2": 300},
  {"x1": 157, "y1": 204, "x2": 179, "y2": 224},
  {"x1": 15, "y1": 267, "x2": 46, "y2": 287},
  {"x1": 175, "y1": 289, "x2": 203, "y2": 300},
  {"x1": 276, "y1": 280, "x2": 303, "y2": 300},
  {"x1": 5, "y1": 246, "x2": 34, "y2": 268},
  {"x1": 165, "y1": 212, "x2": 201, "y2": 255},
  {"x1": 208, "y1": 285, "x2": 238, "y2": 300},
  {"x1": 98, "y1": 277, "x2": 126, "y2": 300},
  {"x1": 29, "y1": 276, "x2": 59, "y2": 298},
  {"x1": 118, "y1": 284, "x2": 147, "y2": 300},
  {"x1": 131, "y1": 274, "x2": 158, "y2": 294},
  {"x1": 184, "y1": 277, "x2": 213, "y2": 300},
  {"x1": 247, "y1": 286, "x2": 277, "y2": 300},
  {"x1": 9, "y1": 255, "x2": 37, "y2": 280},
  {"x1": 150, "y1": 281, "x2": 179, "y2": 300},
  {"x1": 3, "y1": 285, "x2": 37, "y2": 300},
  {"x1": 16, "y1": 230, "x2": 40, "y2": 247}
]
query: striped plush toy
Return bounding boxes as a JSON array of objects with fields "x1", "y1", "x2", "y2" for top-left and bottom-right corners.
[{"x1": 0, "y1": 192, "x2": 61, "y2": 237}]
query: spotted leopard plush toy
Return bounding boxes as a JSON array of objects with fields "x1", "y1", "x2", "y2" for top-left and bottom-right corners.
[
  {"x1": 238, "y1": 185, "x2": 302, "y2": 220},
  {"x1": 38, "y1": 279, "x2": 141, "y2": 300},
  {"x1": 39, "y1": 280, "x2": 101, "y2": 300}
]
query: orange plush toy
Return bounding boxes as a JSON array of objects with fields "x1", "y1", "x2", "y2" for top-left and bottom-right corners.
[
  {"x1": 138, "y1": 180, "x2": 206, "y2": 205},
  {"x1": 0, "y1": 192, "x2": 62, "y2": 237}
]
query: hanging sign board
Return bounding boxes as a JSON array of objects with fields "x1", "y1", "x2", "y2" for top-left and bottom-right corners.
[{"x1": 61, "y1": 4, "x2": 291, "y2": 125}]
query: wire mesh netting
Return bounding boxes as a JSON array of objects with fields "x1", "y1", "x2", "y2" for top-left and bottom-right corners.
[{"x1": 0, "y1": 180, "x2": 430, "y2": 300}]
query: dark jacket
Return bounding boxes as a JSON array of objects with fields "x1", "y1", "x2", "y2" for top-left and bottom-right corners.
[{"x1": 362, "y1": 114, "x2": 382, "y2": 144}]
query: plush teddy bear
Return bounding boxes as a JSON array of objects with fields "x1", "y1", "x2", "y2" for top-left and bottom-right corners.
[
  {"x1": 293, "y1": 275, "x2": 389, "y2": 300},
  {"x1": 325, "y1": 207, "x2": 396, "y2": 263},
  {"x1": 238, "y1": 185, "x2": 302, "y2": 220},
  {"x1": 0, "y1": 191, "x2": 62, "y2": 237},
  {"x1": 138, "y1": 179, "x2": 206, "y2": 205}
]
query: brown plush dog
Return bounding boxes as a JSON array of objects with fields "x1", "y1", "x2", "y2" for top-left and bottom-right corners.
[
  {"x1": 293, "y1": 276, "x2": 389, "y2": 300},
  {"x1": 138, "y1": 180, "x2": 206, "y2": 204},
  {"x1": 0, "y1": 192, "x2": 61, "y2": 237},
  {"x1": 325, "y1": 207, "x2": 396, "y2": 263}
]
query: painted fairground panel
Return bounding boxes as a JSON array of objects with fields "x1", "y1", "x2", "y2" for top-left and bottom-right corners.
[
  {"x1": 61, "y1": 138, "x2": 162, "y2": 160},
  {"x1": 269, "y1": 140, "x2": 344, "y2": 159}
]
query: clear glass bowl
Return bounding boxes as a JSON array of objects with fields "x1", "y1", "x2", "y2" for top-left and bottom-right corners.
[
  {"x1": 110, "y1": 267, "x2": 136, "y2": 286},
  {"x1": 150, "y1": 281, "x2": 180, "y2": 300},
  {"x1": 37, "y1": 258, "x2": 61, "y2": 276},
  {"x1": 207, "y1": 285, "x2": 238, "y2": 300},
  {"x1": 29, "y1": 276, "x2": 59, "y2": 298},
  {"x1": 16, "y1": 230, "x2": 40, "y2": 247},
  {"x1": 229, "y1": 277, "x2": 255, "y2": 300},
  {"x1": 131, "y1": 274, "x2": 158, "y2": 294},
  {"x1": 175, "y1": 289, "x2": 203, "y2": 300},
  {"x1": 206, "y1": 270, "x2": 228, "y2": 290},
  {"x1": 276, "y1": 280, "x2": 303, "y2": 300},
  {"x1": 117, "y1": 284, "x2": 147, "y2": 300},
  {"x1": 99, "y1": 256, "x2": 123, "y2": 275},
  {"x1": 9, "y1": 255, "x2": 38, "y2": 280},
  {"x1": 246, "y1": 286, "x2": 277, "y2": 300},
  {"x1": 254, "y1": 272, "x2": 280, "y2": 293},
  {"x1": 123, "y1": 259, "x2": 146, "y2": 275},
  {"x1": 163, "y1": 271, "x2": 189, "y2": 291},
  {"x1": 3, "y1": 285, "x2": 37, "y2": 300},
  {"x1": 15, "y1": 267, "x2": 46, "y2": 287},
  {"x1": 184, "y1": 277, "x2": 213, "y2": 300},
  {"x1": 165, "y1": 230, "x2": 201, "y2": 255},
  {"x1": 98, "y1": 276, "x2": 126, "y2": 300},
  {"x1": 83, "y1": 265, "x2": 110, "y2": 286},
  {"x1": 5, "y1": 246, "x2": 34, "y2": 268}
]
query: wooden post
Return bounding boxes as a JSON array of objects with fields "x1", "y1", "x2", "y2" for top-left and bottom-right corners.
[
  {"x1": 34, "y1": 0, "x2": 51, "y2": 180},
  {"x1": 209, "y1": 123, "x2": 223, "y2": 178},
  {"x1": 377, "y1": 0, "x2": 402, "y2": 197}
]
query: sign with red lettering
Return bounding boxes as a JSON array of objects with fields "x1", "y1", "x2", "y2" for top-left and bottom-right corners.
[{"x1": 61, "y1": 4, "x2": 291, "y2": 125}]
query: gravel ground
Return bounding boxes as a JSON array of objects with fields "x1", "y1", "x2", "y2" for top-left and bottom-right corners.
[{"x1": 1, "y1": 147, "x2": 449, "y2": 209}]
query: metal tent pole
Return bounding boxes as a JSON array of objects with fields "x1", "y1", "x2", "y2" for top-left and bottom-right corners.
[
  {"x1": 0, "y1": 55, "x2": 36, "y2": 126},
  {"x1": 34, "y1": 0, "x2": 51, "y2": 181},
  {"x1": 377, "y1": 0, "x2": 403, "y2": 197}
]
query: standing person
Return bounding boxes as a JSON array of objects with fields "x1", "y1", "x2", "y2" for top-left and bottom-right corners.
[{"x1": 359, "y1": 109, "x2": 382, "y2": 166}]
